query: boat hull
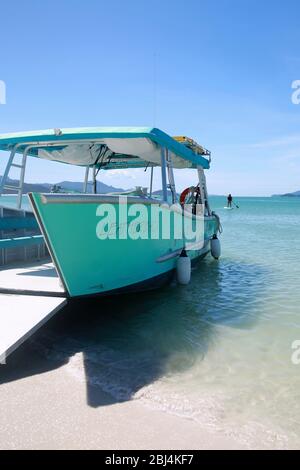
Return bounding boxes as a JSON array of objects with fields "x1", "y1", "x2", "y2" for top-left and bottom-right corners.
[{"x1": 29, "y1": 193, "x2": 218, "y2": 298}]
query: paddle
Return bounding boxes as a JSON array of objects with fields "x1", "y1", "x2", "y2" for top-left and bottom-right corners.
[{"x1": 233, "y1": 201, "x2": 239, "y2": 209}]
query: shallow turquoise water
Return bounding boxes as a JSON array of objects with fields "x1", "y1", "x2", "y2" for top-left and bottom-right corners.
[
  {"x1": 2, "y1": 195, "x2": 300, "y2": 448},
  {"x1": 0, "y1": 195, "x2": 31, "y2": 211}
]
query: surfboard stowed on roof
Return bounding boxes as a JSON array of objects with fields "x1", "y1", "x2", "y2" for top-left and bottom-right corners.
[{"x1": 173, "y1": 135, "x2": 211, "y2": 157}]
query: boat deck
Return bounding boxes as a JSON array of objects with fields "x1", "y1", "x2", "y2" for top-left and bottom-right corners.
[
  {"x1": 0, "y1": 260, "x2": 67, "y2": 363},
  {"x1": 0, "y1": 260, "x2": 65, "y2": 297}
]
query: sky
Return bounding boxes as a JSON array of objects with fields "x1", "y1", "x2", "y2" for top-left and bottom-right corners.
[{"x1": 0, "y1": 0, "x2": 300, "y2": 196}]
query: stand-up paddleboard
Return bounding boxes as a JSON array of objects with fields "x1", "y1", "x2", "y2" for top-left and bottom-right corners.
[{"x1": 224, "y1": 206, "x2": 234, "y2": 210}]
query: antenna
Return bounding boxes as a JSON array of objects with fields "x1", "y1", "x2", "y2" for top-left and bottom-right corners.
[{"x1": 153, "y1": 52, "x2": 157, "y2": 127}]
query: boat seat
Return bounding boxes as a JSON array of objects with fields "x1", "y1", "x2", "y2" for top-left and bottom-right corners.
[{"x1": 0, "y1": 235, "x2": 44, "y2": 249}]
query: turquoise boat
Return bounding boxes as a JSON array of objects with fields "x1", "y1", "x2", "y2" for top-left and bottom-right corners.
[{"x1": 0, "y1": 127, "x2": 221, "y2": 298}]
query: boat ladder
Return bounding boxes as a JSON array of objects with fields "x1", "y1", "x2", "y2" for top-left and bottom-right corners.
[
  {"x1": 197, "y1": 167, "x2": 211, "y2": 215},
  {"x1": 0, "y1": 149, "x2": 27, "y2": 209}
]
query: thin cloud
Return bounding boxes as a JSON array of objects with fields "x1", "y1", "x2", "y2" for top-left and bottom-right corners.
[{"x1": 249, "y1": 135, "x2": 300, "y2": 149}]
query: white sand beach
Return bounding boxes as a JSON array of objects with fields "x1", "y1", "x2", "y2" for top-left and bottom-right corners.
[{"x1": 0, "y1": 343, "x2": 240, "y2": 450}]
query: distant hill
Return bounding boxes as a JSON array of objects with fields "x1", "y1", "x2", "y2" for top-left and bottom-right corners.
[
  {"x1": 273, "y1": 190, "x2": 300, "y2": 197},
  {"x1": 0, "y1": 176, "x2": 124, "y2": 194},
  {"x1": 57, "y1": 180, "x2": 124, "y2": 194},
  {"x1": 0, "y1": 177, "x2": 51, "y2": 193}
]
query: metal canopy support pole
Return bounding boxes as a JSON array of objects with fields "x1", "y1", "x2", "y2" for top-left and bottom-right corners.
[
  {"x1": 83, "y1": 166, "x2": 90, "y2": 193},
  {"x1": 160, "y1": 148, "x2": 168, "y2": 203},
  {"x1": 166, "y1": 149, "x2": 176, "y2": 204},
  {"x1": 22, "y1": 209, "x2": 27, "y2": 261},
  {"x1": 149, "y1": 166, "x2": 154, "y2": 197},
  {"x1": 17, "y1": 148, "x2": 29, "y2": 210},
  {"x1": 92, "y1": 166, "x2": 97, "y2": 194}
]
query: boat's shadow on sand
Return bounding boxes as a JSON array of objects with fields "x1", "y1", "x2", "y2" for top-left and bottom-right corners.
[{"x1": 0, "y1": 257, "x2": 270, "y2": 408}]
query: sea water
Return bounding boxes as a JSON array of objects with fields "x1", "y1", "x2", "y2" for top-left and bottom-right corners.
[
  {"x1": 0, "y1": 195, "x2": 31, "y2": 211},
  {"x1": 2, "y1": 195, "x2": 300, "y2": 448}
]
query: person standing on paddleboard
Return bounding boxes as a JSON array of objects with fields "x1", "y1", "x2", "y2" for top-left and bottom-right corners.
[{"x1": 227, "y1": 194, "x2": 233, "y2": 208}]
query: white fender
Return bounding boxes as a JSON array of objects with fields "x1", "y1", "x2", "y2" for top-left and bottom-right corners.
[
  {"x1": 211, "y1": 235, "x2": 221, "y2": 259},
  {"x1": 176, "y1": 250, "x2": 191, "y2": 285}
]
